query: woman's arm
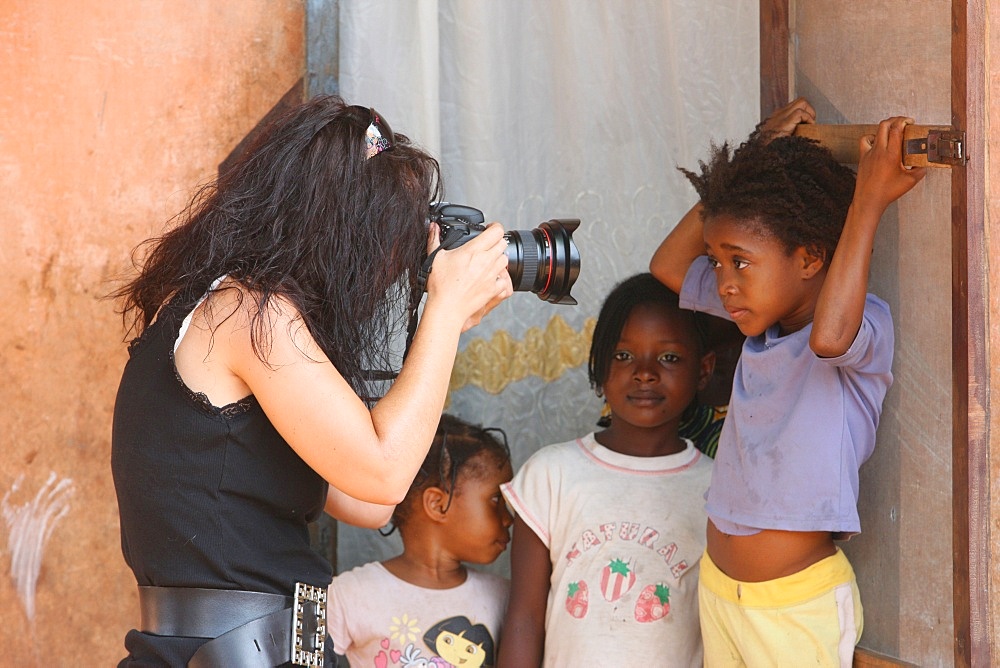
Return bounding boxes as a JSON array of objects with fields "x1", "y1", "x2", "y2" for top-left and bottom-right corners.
[
  {"x1": 497, "y1": 516, "x2": 551, "y2": 668},
  {"x1": 324, "y1": 486, "x2": 395, "y2": 529},
  {"x1": 218, "y1": 224, "x2": 512, "y2": 505}
]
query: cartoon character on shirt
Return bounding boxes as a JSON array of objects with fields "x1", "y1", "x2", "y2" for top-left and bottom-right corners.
[{"x1": 420, "y1": 615, "x2": 496, "y2": 668}]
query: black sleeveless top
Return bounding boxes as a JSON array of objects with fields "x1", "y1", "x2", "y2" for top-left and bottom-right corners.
[{"x1": 111, "y1": 298, "x2": 332, "y2": 666}]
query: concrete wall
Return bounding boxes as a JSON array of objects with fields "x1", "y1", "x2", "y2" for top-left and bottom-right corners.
[{"x1": 0, "y1": 3, "x2": 304, "y2": 664}]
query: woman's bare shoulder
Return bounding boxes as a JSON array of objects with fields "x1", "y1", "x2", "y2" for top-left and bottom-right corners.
[{"x1": 205, "y1": 279, "x2": 325, "y2": 369}]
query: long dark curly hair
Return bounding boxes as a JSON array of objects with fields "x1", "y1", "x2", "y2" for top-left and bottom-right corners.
[
  {"x1": 112, "y1": 95, "x2": 442, "y2": 397},
  {"x1": 680, "y1": 129, "x2": 857, "y2": 263}
]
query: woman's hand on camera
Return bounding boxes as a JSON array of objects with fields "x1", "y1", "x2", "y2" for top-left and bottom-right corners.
[{"x1": 425, "y1": 221, "x2": 512, "y2": 331}]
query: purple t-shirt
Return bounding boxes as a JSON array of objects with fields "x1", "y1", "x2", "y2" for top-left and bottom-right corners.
[{"x1": 680, "y1": 256, "x2": 894, "y2": 536}]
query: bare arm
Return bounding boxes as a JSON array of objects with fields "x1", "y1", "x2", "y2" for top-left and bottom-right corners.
[
  {"x1": 324, "y1": 486, "x2": 395, "y2": 529},
  {"x1": 650, "y1": 202, "x2": 706, "y2": 292},
  {"x1": 223, "y1": 224, "x2": 513, "y2": 505},
  {"x1": 810, "y1": 117, "x2": 926, "y2": 357},
  {"x1": 497, "y1": 516, "x2": 551, "y2": 668}
]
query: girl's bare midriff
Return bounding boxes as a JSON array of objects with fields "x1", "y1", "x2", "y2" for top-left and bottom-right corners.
[{"x1": 706, "y1": 519, "x2": 836, "y2": 583}]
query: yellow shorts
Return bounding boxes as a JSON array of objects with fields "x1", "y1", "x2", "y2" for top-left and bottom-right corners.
[{"x1": 698, "y1": 548, "x2": 863, "y2": 668}]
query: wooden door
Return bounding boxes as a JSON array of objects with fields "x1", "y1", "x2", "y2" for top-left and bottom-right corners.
[{"x1": 761, "y1": 1, "x2": 990, "y2": 666}]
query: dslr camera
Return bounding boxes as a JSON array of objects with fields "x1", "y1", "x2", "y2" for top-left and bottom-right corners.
[{"x1": 428, "y1": 202, "x2": 580, "y2": 305}]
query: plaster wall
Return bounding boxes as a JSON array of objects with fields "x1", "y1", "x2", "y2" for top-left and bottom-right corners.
[{"x1": 0, "y1": 3, "x2": 304, "y2": 664}]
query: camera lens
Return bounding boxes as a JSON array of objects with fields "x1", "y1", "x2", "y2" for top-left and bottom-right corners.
[
  {"x1": 504, "y1": 219, "x2": 580, "y2": 305},
  {"x1": 427, "y1": 203, "x2": 581, "y2": 305}
]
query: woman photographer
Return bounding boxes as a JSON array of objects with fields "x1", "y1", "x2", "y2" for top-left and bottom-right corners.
[{"x1": 110, "y1": 95, "x2": 512, "y2": 667}]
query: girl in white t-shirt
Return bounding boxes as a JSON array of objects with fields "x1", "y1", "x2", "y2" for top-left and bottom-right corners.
[
  {"x1": 498, "y1": 273, "x2": 716, "y2": 667},
  {"x1": 329, "y1": 414, "x2": 513, "y2": 668}
]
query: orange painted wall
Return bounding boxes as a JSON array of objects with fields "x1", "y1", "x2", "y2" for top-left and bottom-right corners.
[{"x1": 0, "y1": 3, "x2": 304, "y2": 664}]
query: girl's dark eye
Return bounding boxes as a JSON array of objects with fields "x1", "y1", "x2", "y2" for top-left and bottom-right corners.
[
  {"x1": 707, "y1": 256, "x2": 721, "y2": 269},
  {"x1": 734, "y1": 259, "x2": 749, "y2": 270},
  {"x1": 613, "y1": 351, "x2": 632, "y2": 362},
  {"x1": 659, "y1": 353, "x2": 680, "y2": 363}
]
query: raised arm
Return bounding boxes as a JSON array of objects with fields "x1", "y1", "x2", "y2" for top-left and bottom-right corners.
[
  {"x1": 650, "y1": 202, "x2": 706, "y2": 293},
  {"x1": 810, "y1": 117, "x2": 926, "y2": 357},
  {"x1": 497, "y1": 516, "x2": 551, "y2": 668},
  {"x1": 226, "y1": 223, "x2": 512, "y2": 506}
]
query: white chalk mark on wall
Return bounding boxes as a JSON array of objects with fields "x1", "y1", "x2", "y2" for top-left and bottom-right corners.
[{"x1": 2, "y1": 472, "x2": 75, "y2": 619}]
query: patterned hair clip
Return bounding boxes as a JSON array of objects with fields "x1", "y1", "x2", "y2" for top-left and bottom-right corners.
[{"x1": 365, "y1": 108, "x2": 394, "y2": 159}]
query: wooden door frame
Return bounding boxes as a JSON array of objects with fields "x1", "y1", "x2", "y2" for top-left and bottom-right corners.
[
  {"x1": 951, "y1": 1, "x2": 989, "y2": 665},
  {"x1": 759, "y1": 1, "x2": 990, "y2": 666}
]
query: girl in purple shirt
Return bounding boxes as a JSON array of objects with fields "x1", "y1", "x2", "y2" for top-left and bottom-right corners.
[{"x1": 651, "y1": 98, "x2": 926, "y2": 667}]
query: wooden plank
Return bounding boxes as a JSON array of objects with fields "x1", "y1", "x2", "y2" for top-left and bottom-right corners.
[
  {"x1": 854, "y1": 647, "x2": 920, "y2": 668},
  {"x1": 951, "y1": 0, "x2": 989, "y2": 666},
  {"x1": 761, "y1": 0, "x2": 956, "y2": 665},
  {"x1": 793, "y1": 124, "x2": 956, "y2": 167},
  {"x1": 759, "y1": 0, "x2": 789, "y2": 118}
]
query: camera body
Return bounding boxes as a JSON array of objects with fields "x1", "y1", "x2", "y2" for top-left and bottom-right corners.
[{"x1": 428, "y1": 202, "x2": 580, "y2": 305}]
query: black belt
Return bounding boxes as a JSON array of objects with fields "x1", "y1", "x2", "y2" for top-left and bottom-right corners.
[{"x1": 138, "y1": 583, "x2": 328, "y2": 667}]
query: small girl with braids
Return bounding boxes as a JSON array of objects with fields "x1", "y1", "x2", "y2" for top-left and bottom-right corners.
[
  {"x1": 650, "y1": 98, "x2": 926, "y2": 667},
  {"x1": 328, "y1": 414, "x2": 513, "y2": 668}
]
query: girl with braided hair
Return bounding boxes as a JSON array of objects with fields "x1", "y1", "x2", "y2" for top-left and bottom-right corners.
[
  {"x1": 651, "y1": 98, "x2": 926, "y2": 666},
  {"x1": 499, "y1": 273, "x2": 716, "y2": 667},
  {"x1": 328, "y1": 414, "x2": 513, "y2": 668}
]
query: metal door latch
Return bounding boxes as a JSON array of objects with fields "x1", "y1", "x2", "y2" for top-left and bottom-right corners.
[{"x1": 906, "y1": 130, "x2": 967, "y2": 166}]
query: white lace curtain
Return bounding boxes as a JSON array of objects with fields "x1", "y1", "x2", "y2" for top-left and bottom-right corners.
[{"x1": 336, "y1": 0, "x2": 759, "y2": 572}]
